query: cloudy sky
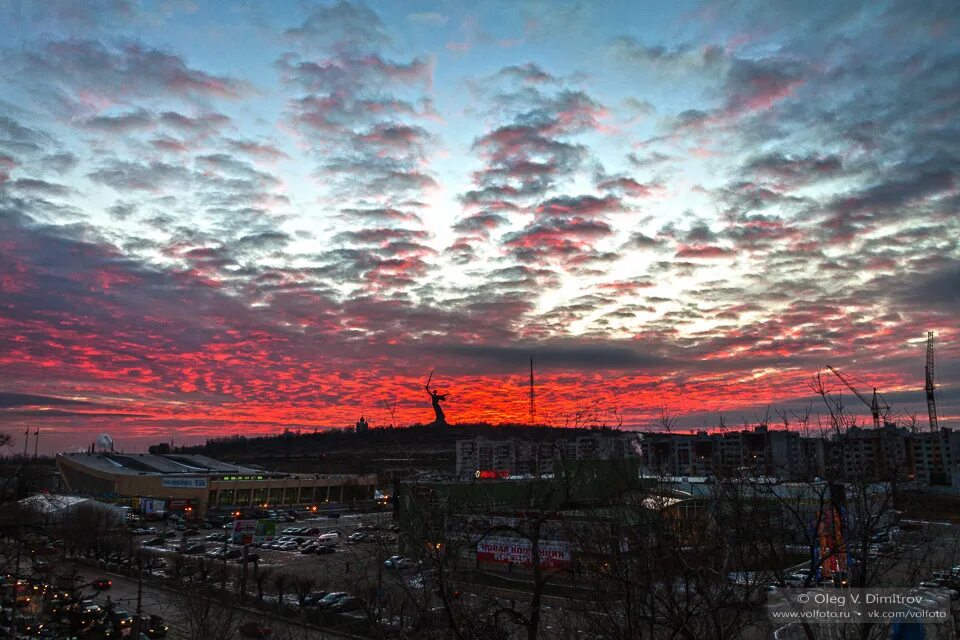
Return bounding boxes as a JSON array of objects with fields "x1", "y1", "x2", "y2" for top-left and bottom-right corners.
[{"x1": 1, "y1": 0, "x2": 957, "y2": 452}]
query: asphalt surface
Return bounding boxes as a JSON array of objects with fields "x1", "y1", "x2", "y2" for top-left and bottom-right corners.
[{"x1": 77, "y1": 510, "x2": 398, "y2": 639}]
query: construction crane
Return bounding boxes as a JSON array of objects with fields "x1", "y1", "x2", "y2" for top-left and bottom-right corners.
[
  {"x1": 925, "y1": 331, "x2": 939, "y2": 433},
  {"x1": 826, "y1": 365, "x2": 891, "y2": 429}
]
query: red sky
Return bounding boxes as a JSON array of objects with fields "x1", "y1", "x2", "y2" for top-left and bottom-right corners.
[{"x1": 0, "y1": 1, "x2": 957, "y2": 453}]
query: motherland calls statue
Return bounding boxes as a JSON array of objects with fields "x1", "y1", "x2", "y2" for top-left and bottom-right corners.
[{"x1": 425, "y1": 377, "x2": 448, "y2": 426}]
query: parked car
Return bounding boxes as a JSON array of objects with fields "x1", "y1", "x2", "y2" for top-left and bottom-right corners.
[
  {"x1": 326, "y1": 512, "x2": 341, "y2": 519},
  {"x1": 92, "y1": 578, "x2": 112, "y2": 591},
  {"x1": 143, "y1": 537, "x2": 166, "y2": 546},
  {"x1": 182, "y1": 544, "x2": 206, "y2": 555},
  {"x1": 315, "y1": 545, "x2": 335, "y2": 555},
  {"x1": 237, "y1": 553, "x2": 260, "y2": 564},
  {"x1": 224, "y1": 548, "x2": 244, "y2": 560},
  {"x1": 330, "y1": 596, "x2": 365, "y2": 613},
  {"x1": 301, "y1": 591, "x2": 328, "y2": 607},
  {"x1": 316, "y1": 592, "x2": 349, "y2": 609}
]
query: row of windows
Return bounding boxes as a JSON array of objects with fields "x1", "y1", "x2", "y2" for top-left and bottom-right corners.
[{"x1": 208, "y1": 484, "x2": 372, "y2": 507}]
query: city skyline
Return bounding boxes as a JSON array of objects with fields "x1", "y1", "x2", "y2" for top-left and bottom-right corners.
[{"x1": 0, "y1": 0, "x2": 957, "y2": 452}]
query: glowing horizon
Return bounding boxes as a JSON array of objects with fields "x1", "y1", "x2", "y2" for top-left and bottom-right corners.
[{"x1": 0, "y1": 1, "x2": 957, "y2": 453}]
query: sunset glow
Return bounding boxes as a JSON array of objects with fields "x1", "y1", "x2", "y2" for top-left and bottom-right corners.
[{"x1": 0, "y1": 1, "x2": 957, "y2": 452}]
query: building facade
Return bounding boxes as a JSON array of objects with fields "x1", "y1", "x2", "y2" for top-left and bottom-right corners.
[
  {"x1": 56, "y1": 452, "x2": 377, "y2": 516},
  {"x1": 455, "y1": 432, "x2": 639, "y2": 479}
]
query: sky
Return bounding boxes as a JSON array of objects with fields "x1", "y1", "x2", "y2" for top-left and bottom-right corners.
[{"x1": 0, "y1": 0, "x2": 957, "y2": 454}]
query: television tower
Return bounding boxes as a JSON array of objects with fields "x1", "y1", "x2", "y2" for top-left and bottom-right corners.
[
  {"x1": 529, "y1": 356, "x2": 535, "y2": 425},
  {"x1": 925, "y1": 331, "x2": 939, "y2": 433}
]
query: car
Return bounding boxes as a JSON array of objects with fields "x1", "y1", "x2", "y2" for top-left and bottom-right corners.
[
  {"x1": 299, "y1": 545, "x2": 317, "y2": 555},
  {"x1": 348, "y1": 532, "x2": 365, "y2": 542},
  {"x1": 316, "y1": 592, "x2": 349, "y2": 609},
  {"x1": 182, "y1": 544, "x2": 206, "y2": 555},
  {"x1": 301, "y1": 591, "x2": 329, "y2": 607},
  {"x1": 224, "y1": 548, "x2": 244, "y2": 560},
  {"x1": 92, "y1": 578, "x2": 112, "y2": 590},
  {"x1": 143, "y1": 537, "x2": 166, "y2": 546},
  {"x1": 205, "y1": 533, "x2": 227, "y2": 542},
  {"x1": 238, "y1": 620, "x2": 271, "y2": 639},
  {"x1": 302, "y1": 527, "x2": 321, "y2": 536},
  {"x1": 315, "y1": 545, "x2": 335, "y2": 555},
  {"x1": 329, "y1": 596, "x2": 364, "y2": 613},
  {"x1": 139, "y1": 614, "x2": 169, "y2": 638},
  {"x1": 111, "y1": 609, "x2": 134, "y2": 628},
  {"x1": 200, "y1": 522, "x2": 213, "y2": 530},
  {"x1": 384, "y1": 555, "x2": 403, "y2": 569},
  {"x1": 237, "y1": 553, "x2": 260, "y2": 563},
  {"x1": 326, "y1": 512, "x2": 341, "y2": 519}
]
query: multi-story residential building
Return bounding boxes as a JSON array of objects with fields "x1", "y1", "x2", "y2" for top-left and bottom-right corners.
[
  {"x1": 640, "y1": 424, "x2": 960, "y2": 486},
  {"x1": 641, "y1": 426, "x2": 803, "y2": 478},
  {"x1": 455, "y1": 433, "x2": 639, "y2": 480}
]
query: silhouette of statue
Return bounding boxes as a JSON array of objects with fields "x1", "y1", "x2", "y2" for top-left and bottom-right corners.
[{"x1": 426, "y1": 384, "x2": 448, "y2": 426}]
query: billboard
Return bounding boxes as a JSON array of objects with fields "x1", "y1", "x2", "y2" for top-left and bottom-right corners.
[
  {"x1": 812, "y1": 483, "x2": 849, "y2": 582},
  {"x1": 231, "y1": 518, "x2": 277, "y2": 545},
  {"x1": 476, "y1": 536, "x2": 571, "y2": 569},
  {"x1": 140, "y1": 498, "x2": 165, "y2": 515},
  {"x1": 231, "y1": 519, "x2": 257, "y2": 544}
]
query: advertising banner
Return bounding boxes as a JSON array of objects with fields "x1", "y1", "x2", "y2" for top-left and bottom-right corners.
[
  {"x1": 140, "y1": 498, "x2": 166, "y2": 515},
  {"x1": 231, "y1": 519, "x2": 258, "y2": 544},
  {"x1": 255, "y1": 519, "x2": 276, "y2": 543},
  {"x1": 162, "y1": 477, "x2": 208, "y2": 489},
  {"x1": 476, "y1": 536, "x2": 571, "y2": 569}
]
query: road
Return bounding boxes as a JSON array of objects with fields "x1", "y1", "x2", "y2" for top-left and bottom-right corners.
[{"x1": 77, "y1": 567, "x2": 362, "y2": 640}]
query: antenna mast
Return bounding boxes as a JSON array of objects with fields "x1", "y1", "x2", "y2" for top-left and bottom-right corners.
[
  {"x1": 925, "y1": 331, "x2": 939, "y2": 433},
  {"x1": 529, "y1": 356, "x2": 535, "y2": 425}
]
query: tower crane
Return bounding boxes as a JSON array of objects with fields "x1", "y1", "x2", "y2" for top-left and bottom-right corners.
[
  {"x1": 925, "y1": 331, "x2": 939, "y2": 433},
  {"x1": 826, "y1": 365, "x2": 892, "y2": 429}
]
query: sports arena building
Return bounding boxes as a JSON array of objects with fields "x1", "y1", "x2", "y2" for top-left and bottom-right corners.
[{"x1": 56, "y1": 452, "x2": 377, "y2": 517}]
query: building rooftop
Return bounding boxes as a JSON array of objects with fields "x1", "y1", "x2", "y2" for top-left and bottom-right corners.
[{"x1": 57, "y1": 452, "x2": 269, "y2": 477}]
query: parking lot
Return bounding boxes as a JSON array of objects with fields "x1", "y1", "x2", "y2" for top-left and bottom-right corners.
[{"x1": 134, "y1": 509, "x2": 401, "y2": 591}]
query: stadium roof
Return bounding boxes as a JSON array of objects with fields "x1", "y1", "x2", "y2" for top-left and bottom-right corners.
[{"x1": 57, "y1": 452, "x2": 268, "y2": 477}]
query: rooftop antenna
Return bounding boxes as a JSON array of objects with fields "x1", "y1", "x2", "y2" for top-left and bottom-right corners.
[{"x1": 529, "y1": 356, "x2": 536, "y2": 426}]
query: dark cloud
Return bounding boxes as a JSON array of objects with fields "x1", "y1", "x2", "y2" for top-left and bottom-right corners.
[
  {"x1": 9, "y1": 178, "x2": 73, "y2": 197},
  {"x1": 88, "y1": 160, "x2": 192, "y2": 191},
  {"x1": 0, "y1": 392, "x2": 94, "y2": 408},
  {"x1": 434, "y1": 341, "x2": 669, "y2": 372},
  {"x1": 610, "y1": 37, "x2": 725, "y2": 73},
  {"x1": 78, "y1": 108, "x2": 153, "y2": 132},
  {"x1": 11, "y1": 39, "x2": 251, "y2": 114}
]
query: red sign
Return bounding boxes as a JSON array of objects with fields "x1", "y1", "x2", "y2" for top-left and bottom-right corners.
[
  {"x1": 476, "y1": 536, "x2": 571, "y2": 569},
  {"x1": 168, "y1": 499, "x2": 192, "y2": 510},
  {"x1": 475, "y1": 470, "x2": 509, "y2": 479}
]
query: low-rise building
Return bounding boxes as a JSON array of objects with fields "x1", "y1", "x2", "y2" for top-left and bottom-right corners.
[{"x1": 56, "y1": 452, "x2": 377, "y2": 517}]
